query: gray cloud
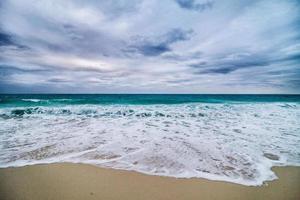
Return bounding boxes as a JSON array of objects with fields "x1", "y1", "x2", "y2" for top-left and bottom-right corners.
[
  {"x1": 125, "y1": 28, "x2": 193, "y2": 57},
  {"x1": 0, "y1": 32, "x2": 13, "y2": 46},
  {"x1": 175, "y1": 0, "x2": 214, "y2": 12},
  {"x1": 0, "y1": 0, "x2": 299, "y2": 94},
  {"x1": 190, "y1": 53, "x2": 270, "y2": 74},
  {"x1": 0, "y1": 30, "x2": 29, "y2": 51}
]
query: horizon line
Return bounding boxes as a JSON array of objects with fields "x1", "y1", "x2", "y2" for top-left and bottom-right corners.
[{"x1": 1, "y1": 93, "x2": 300, "y2": 95}]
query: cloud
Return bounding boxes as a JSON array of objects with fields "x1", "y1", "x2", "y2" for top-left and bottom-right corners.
[
  {"x1": 189, "y1": 53, "x2": 270, "y2": 74},
  {"x1": 0, "y1": 0, "x2": 299, "y2": 94},
  {"x1": 0, "y1": 32, "x2": 13, "y2": 46},
  {"x1": 131, "y1": 44, "x2": 171, "y2": 56},
  {"x1": 125, "y1": 28, "x2": 193, "y2": 56},
  {"x1": 47, "y1": 78, "x2": 71, "y2": 83},
  {"x1": 175, "y1": 0, "x2": 214, "y2": 12}
]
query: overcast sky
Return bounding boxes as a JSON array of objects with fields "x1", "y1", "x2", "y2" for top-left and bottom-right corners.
[{"x1": 0, "y1": 0, "x2": 299, "y2": 93}]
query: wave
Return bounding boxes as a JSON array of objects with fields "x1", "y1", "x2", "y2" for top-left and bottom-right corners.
[
  {"x1": 21, "y1": 99, "x2": 44, "y2": 102},
  {"x1": 1, "y1": 107, "x2": 206, "y2": 119},
  {"x1": 0, "y1": 103, "x2": 299, "y2": 186},
  {"x1": 1, "y1": 103, "x2": 298, "y2": 118}
]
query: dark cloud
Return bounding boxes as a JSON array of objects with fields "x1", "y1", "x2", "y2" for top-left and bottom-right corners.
[
  {"x1": 133, "y1": 44, "x2": 171, "y2": 56},
  {"x1": 279, "y1": 53, "x2": 300, "y2": 63},
  {"x1": 126, "y1": 28, "x2": 193, "y2": 57},
  {"x1": 190, "y1": 54, "x2": 270, "y2": 74},
  {"x1": 0, "y1": 65, "x2": 48, "y2": 75},
  {"x1": 0, "y1": 30, "x2": 29, "y2": 52},
  {"x1": 0, "y1": 32, "x2": 13, "y2": 46},
  {"x1": 47, "y1": 78, "x2": 70, "y2": 83},
  {"x1": 202, "y1": 67, "x2": 235, "y2": 74},
  {"x1": 175, "y1": 0, "x2": 214, "y2": 12}
]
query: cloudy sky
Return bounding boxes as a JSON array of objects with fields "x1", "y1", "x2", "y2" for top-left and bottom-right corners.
[{"x1": 0, "y1": 0, "x2": 299, "y2": 93}]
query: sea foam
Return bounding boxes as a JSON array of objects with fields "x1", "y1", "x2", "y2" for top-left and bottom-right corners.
[{"x1": 0, "y1": 103, "x2": 299, "y2": 185}]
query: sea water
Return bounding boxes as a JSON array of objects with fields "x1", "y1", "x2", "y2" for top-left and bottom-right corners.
[{"x1": 0, "y1": 94, "x2": 299, "y2": 185}]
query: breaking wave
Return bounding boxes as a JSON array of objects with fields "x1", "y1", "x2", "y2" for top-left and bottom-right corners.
[{"x1": 0, "y1": 102, "x2": 299, "y2": 186}]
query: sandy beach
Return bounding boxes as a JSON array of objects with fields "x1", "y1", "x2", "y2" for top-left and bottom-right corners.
[{"x1": 0, "y1": 163, "x2": 299, "y2": 200}]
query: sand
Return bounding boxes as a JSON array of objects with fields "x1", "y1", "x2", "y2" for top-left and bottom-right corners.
[{"x1": 0, "y1": 163, "x2": 299, "y2": 200}]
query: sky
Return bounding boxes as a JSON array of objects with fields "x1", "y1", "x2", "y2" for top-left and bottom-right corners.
[{"x1": 0, "y1": 0, "x2": 299, "y2": 94}]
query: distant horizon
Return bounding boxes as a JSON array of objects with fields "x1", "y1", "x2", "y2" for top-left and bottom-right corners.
[{"x1": 1, "y1": 93, "x2": 300, "y2": 95}]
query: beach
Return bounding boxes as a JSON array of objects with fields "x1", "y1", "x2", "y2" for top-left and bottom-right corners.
[
  {"x1": 1, "y1": 95, "x2": 300, "y2": 186},
  {"x1": 0, "y1": 163, "x2": 299, "y2": 200},
  {"x1": 1, "y1": 95, "x2": 300, "y2": 199}
]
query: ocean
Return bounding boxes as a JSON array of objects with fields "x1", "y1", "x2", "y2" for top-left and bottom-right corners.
[{"x1": 0, "y1": 94, "x2": 299, "y2": 185}]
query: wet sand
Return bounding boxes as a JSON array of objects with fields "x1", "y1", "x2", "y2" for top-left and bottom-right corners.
[{"x1": 0, "y1": 163, "x2": 299, "y2": 200}]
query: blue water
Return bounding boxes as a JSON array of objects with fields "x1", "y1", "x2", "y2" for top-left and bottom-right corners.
[
  {"x1": 1, "y1": 94, "x2": 299, "y2": 107},
  {"x1": 0, "y1": 94, "x2": 299, "y2": 185}
]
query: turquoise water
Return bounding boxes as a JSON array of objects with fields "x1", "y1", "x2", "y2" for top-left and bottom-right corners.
[
  {"x1": 0, "y1": 94, "x2": 300, "y2": 185},
  {"x1": 1, "y1": 94, "x2": 300, "y2": 107}
]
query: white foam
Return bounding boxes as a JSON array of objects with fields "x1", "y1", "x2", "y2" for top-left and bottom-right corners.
[
  {"x1": 21, "y1": 99, "x2": 43, "y2": 102},
  {"x1": 0, "y1": 103, "x2": 299, "y2": 186}
]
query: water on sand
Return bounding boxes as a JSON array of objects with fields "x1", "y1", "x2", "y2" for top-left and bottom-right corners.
[{"x1": 0, "y1": 94, "x2": 300, "y2": 185}]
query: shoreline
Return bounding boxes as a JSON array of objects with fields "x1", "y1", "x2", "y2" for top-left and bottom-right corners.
[
  {"x1": 0, "y1": 161, "x2": 291, "y2": 186},
  {"x1": 1, "y1": 163, "x2": 299, "y2": 200}
]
